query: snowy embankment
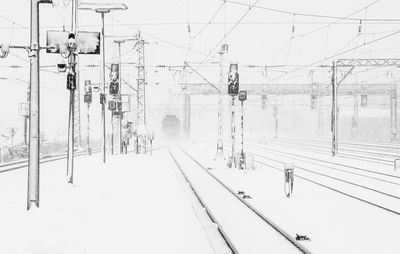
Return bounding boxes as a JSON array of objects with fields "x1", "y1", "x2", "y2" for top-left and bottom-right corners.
[{"x1": 0, "y1": 150, "x2": 219, "y2": 254}]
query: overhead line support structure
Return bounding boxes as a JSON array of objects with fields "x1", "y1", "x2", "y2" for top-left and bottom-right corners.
[
  {"x1": 331, "y1": 58, "x2": 400, "y2": 156},
  {"x1": 66, "y1": 0, "x2": 79, "y2": 185},
  {"x1": 0, "y1": 29, "x2": 55, "y2": 210},
  {"x1": 134, "y1": 32, "x2": 148, "y2": 153},
  {"x1": 27, "y1": 0, "x2": 54, "y2": 210}
]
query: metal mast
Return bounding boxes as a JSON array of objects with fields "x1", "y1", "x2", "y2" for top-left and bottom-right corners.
[
  {"x1": 135, "y1": 32, "x2": 147, "y2": 152},
  {"x1": 351, "y1": 94, "x2": 359, "y2": 139},
  {"x1": 216, "y1": 44, "x2": 228, "y2": 157},
  {"x1": 74, "y1": 64, "x2": 81, "y2": 146},
  {"x1": 66, "y1": 0, "x2": 78, "y2": 184},
  {"x1": 73, "y1": 0, "x2": 81, "y2": 148},
  {"x1": 27, "y1": 0, "x2": 53, "y2": 210}
]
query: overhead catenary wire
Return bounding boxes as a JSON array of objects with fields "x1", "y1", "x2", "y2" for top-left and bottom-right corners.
[
  {"x1": 196, "y1": 0, "x2": 262, "y2": 70},
  {"x1": 223, "y1": 0, "x2": 397, "y2": 22},
  {"x1": 193, "y1": 1, "x2": 226, "y2": 39},
  {"x1": 107, "y1": 15, "x2": 254, "y2": 68},
  {"x1": 270, "y1": 28, "x2": 400, "y2": 83}
]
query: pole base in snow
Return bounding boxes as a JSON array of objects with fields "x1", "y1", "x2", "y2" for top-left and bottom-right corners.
[{"x1": 295, "y1": 234, "x2": 311, "y2": 241}]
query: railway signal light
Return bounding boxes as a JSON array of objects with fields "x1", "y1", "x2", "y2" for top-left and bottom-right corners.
[
  {"x1": 109, "y1": 81, "x2": 119, "y2": 96},
  {"x1": 108, "y1": 100, "x2": 116, "y2": 111},
  {"x1": 115, "y1": 101, "x2": 122, "y2": 112},
  {"x1": 361, "y1": 94, "x2": 368, "y2": 107},
  {"x1": 228, "y1": 63, "x2": 239, "y2": 96},
  {"x1": 261, "y1": 95, "x2": 267, "y2": 110},
  {"x1": 310, "y1": 94, "x2": 317, "y2": 109},
  {"x1": 66, "y1": 73, "x2": 76, "y2": 90},
  {"x1": 67, "y1": 33, "x2": 78, "y2": 53},
  {"x1": 100, "y1": 93, "x2": 106, "y2": 105},
  {"x1": 84, "y1": 80, "x2": 92, "y2": 92},
  {"x1": 84, "y1": 80, "x2": 92, "y2": 104},
  {"x1": 84, "y1": 93, "x2": 92, "y2": 104},
  {"x1": 110, "y1": 63, "x2": 119, "y2": 82},
  {"x1": 238, "y1": 90, "x2": 247, "y2": 102}
]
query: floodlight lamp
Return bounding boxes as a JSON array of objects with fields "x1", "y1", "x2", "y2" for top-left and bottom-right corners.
[{"x1": 79, "y1": 3, "x2": 128, "y2": 12}]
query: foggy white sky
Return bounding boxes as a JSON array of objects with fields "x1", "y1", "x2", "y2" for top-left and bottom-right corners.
[{"x1": 1, "y1": 0, "x2": 400, "y2": 144}]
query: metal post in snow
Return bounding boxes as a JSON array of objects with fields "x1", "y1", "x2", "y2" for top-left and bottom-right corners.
[
  {"x1": 101, "y1": 12, "x2": 107, "y2": 163},
  {"x1": 87, "y1": 103, "x2": 91, "y2": 155},
  {"x1": 231, "y1": 96, "x2": 236, "y2": 167},
  {"x1": 27, "y1": 0, "x2": 53, "y2": 210},
  {"x1": 331, "y1": 61, "x2": 337, "y2": 156}
]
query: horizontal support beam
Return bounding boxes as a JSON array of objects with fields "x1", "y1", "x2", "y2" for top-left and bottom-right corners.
[
  {"x1": 337, "y1": 58, "x2": 400, "y2": 67},
  {"x1": 179, "y1": 83, "x2": 396, "y2": 96}
]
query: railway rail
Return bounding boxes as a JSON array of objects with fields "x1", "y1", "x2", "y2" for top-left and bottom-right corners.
[
  {"x1": 169, "y1": 147, "x2": 312, "y2": 254},
  {"x1": 260, "y1": 138, "x2": 400, "y2": 165},
  {"x1": 201, "y1": 140, "x2": 400, "y2": 216}
]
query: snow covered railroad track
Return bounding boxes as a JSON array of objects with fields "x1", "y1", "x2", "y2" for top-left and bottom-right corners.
[
  {"x1": 268, "y1": 137, "x2": 400, "y2": 153},
  {"x1": 0, "y1": 149, "x2": 99, "y2": 173},
  {"x1": 243, "y1": 147, "x2": 400, "y2": 216},
  {"x1": 246, "y1": 141, "x2": 400, "y2": 183},
  {"x1": 261, "y1": 138, "x2": 397, "y2": 165},
  {"x1": 168, "y1": 147, "x2": 312, "y2": 254}
]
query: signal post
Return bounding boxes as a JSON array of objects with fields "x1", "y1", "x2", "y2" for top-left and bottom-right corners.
[{"x1": 227, "y1": 63, "x2": 239, "y2": 168}]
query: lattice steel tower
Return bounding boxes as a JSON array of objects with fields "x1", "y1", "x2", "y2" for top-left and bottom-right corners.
[
  {"x1": 74, "y1": 62, "x2": 81, "y2": 147},
  {"x1": 135, "y1": 32, "x2": 147, "y2": 152}
]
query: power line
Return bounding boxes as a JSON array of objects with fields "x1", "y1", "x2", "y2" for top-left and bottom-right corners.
[
  {"x1": 271, "y1": 29, "x2": 400, "y2": 82},
  {"x1": 197, "y1": 0, "x2": 262, "y2": 68},
  {"x1": 224, "y1": 0, "x2": 398, "y2": 22},
  {"x1": 297, "y1": 0, "x2": 381, "y2": 38},
  {"x1": 193, "y1": 1, "x2": 226, "y2": 39},
  {"x1": 0, "y1": 13, "x2": 28, "y2": 30},
  {"x1": 107, "y1": 16, "x2": 253, "y2": 67}
]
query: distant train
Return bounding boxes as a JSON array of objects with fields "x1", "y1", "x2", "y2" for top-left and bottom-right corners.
[{"x1": 161, "y1": 115, "x2": 181, "y2": 138}]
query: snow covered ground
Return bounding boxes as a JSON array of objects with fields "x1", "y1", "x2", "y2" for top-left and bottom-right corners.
[
  {"x1": 0, "y1": 150, "x2": 221, "y2": 254},
  {"x1": 186, "y1": 140, "x2": 400, "y2": 254},
  {"x1": 2, "y1": 140, "x2": 399, "y2": 254}
]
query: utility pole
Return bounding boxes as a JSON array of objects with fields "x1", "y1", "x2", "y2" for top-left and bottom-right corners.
[
  {"x1": 182, "y1": 63, "x2": 190, "y2": 140},
  {"x1": 352, "y1": 94, "x2": 359, "y2": 139},
  {"x1": 25, "y1": 88, "x2": 30, "y2": 146},
  {"x1": 117, "y1": 41, "x2": 123, "y2": 153},
  {"x1": 331, "y1": 61, "x2": 338, "y2": 156},
  {"x1": 216, "y1": 44, "x2": 228, "y2": 157},
  {"x1": 66, "y1": 0, "x2": 78, "y2": 184},
  {"x1": 100, "y1": 11, "x2": 107, "y2": 162},
  {"x1": 74, "y1": 62, "x2": 81, "y2": 147},
  {"x1": 317, "y1": 100, "x2": 324, "y2": 137},
  {"x1": 84, "y1": 80, "x2": 92, "y2": 155},
  {"x1": 391, "y1": 89, "x2": 398, "y2": 141},
  {"x1": 238, "y1": 91, "x2": 247, "y2": 170},
  {"x1": 273, "y1": 105, "x2": 278, "y2": 138},
  {"x1": 87, "y1": 103, "x2": 91, "y2": 153},
  {"x1": 230, "y1": 96, "x2": 235, "y2": 166},
  {"x1": 19, "y1": 88, "x2": 30, "y2": 146},
  {"x1": 111, "y1": 108, "x2": 114, "y2": 154},
  {"x1": 27, "y1": 0, "x2": 53, "y2": 210},
  {"x1": 9, "y1": 128, "x2": 16, "y2": 147}
]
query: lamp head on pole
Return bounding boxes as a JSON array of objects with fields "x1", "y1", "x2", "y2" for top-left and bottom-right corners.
[{"x1": 79, "y1": 3, "x2": 128, "y2": 13}]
